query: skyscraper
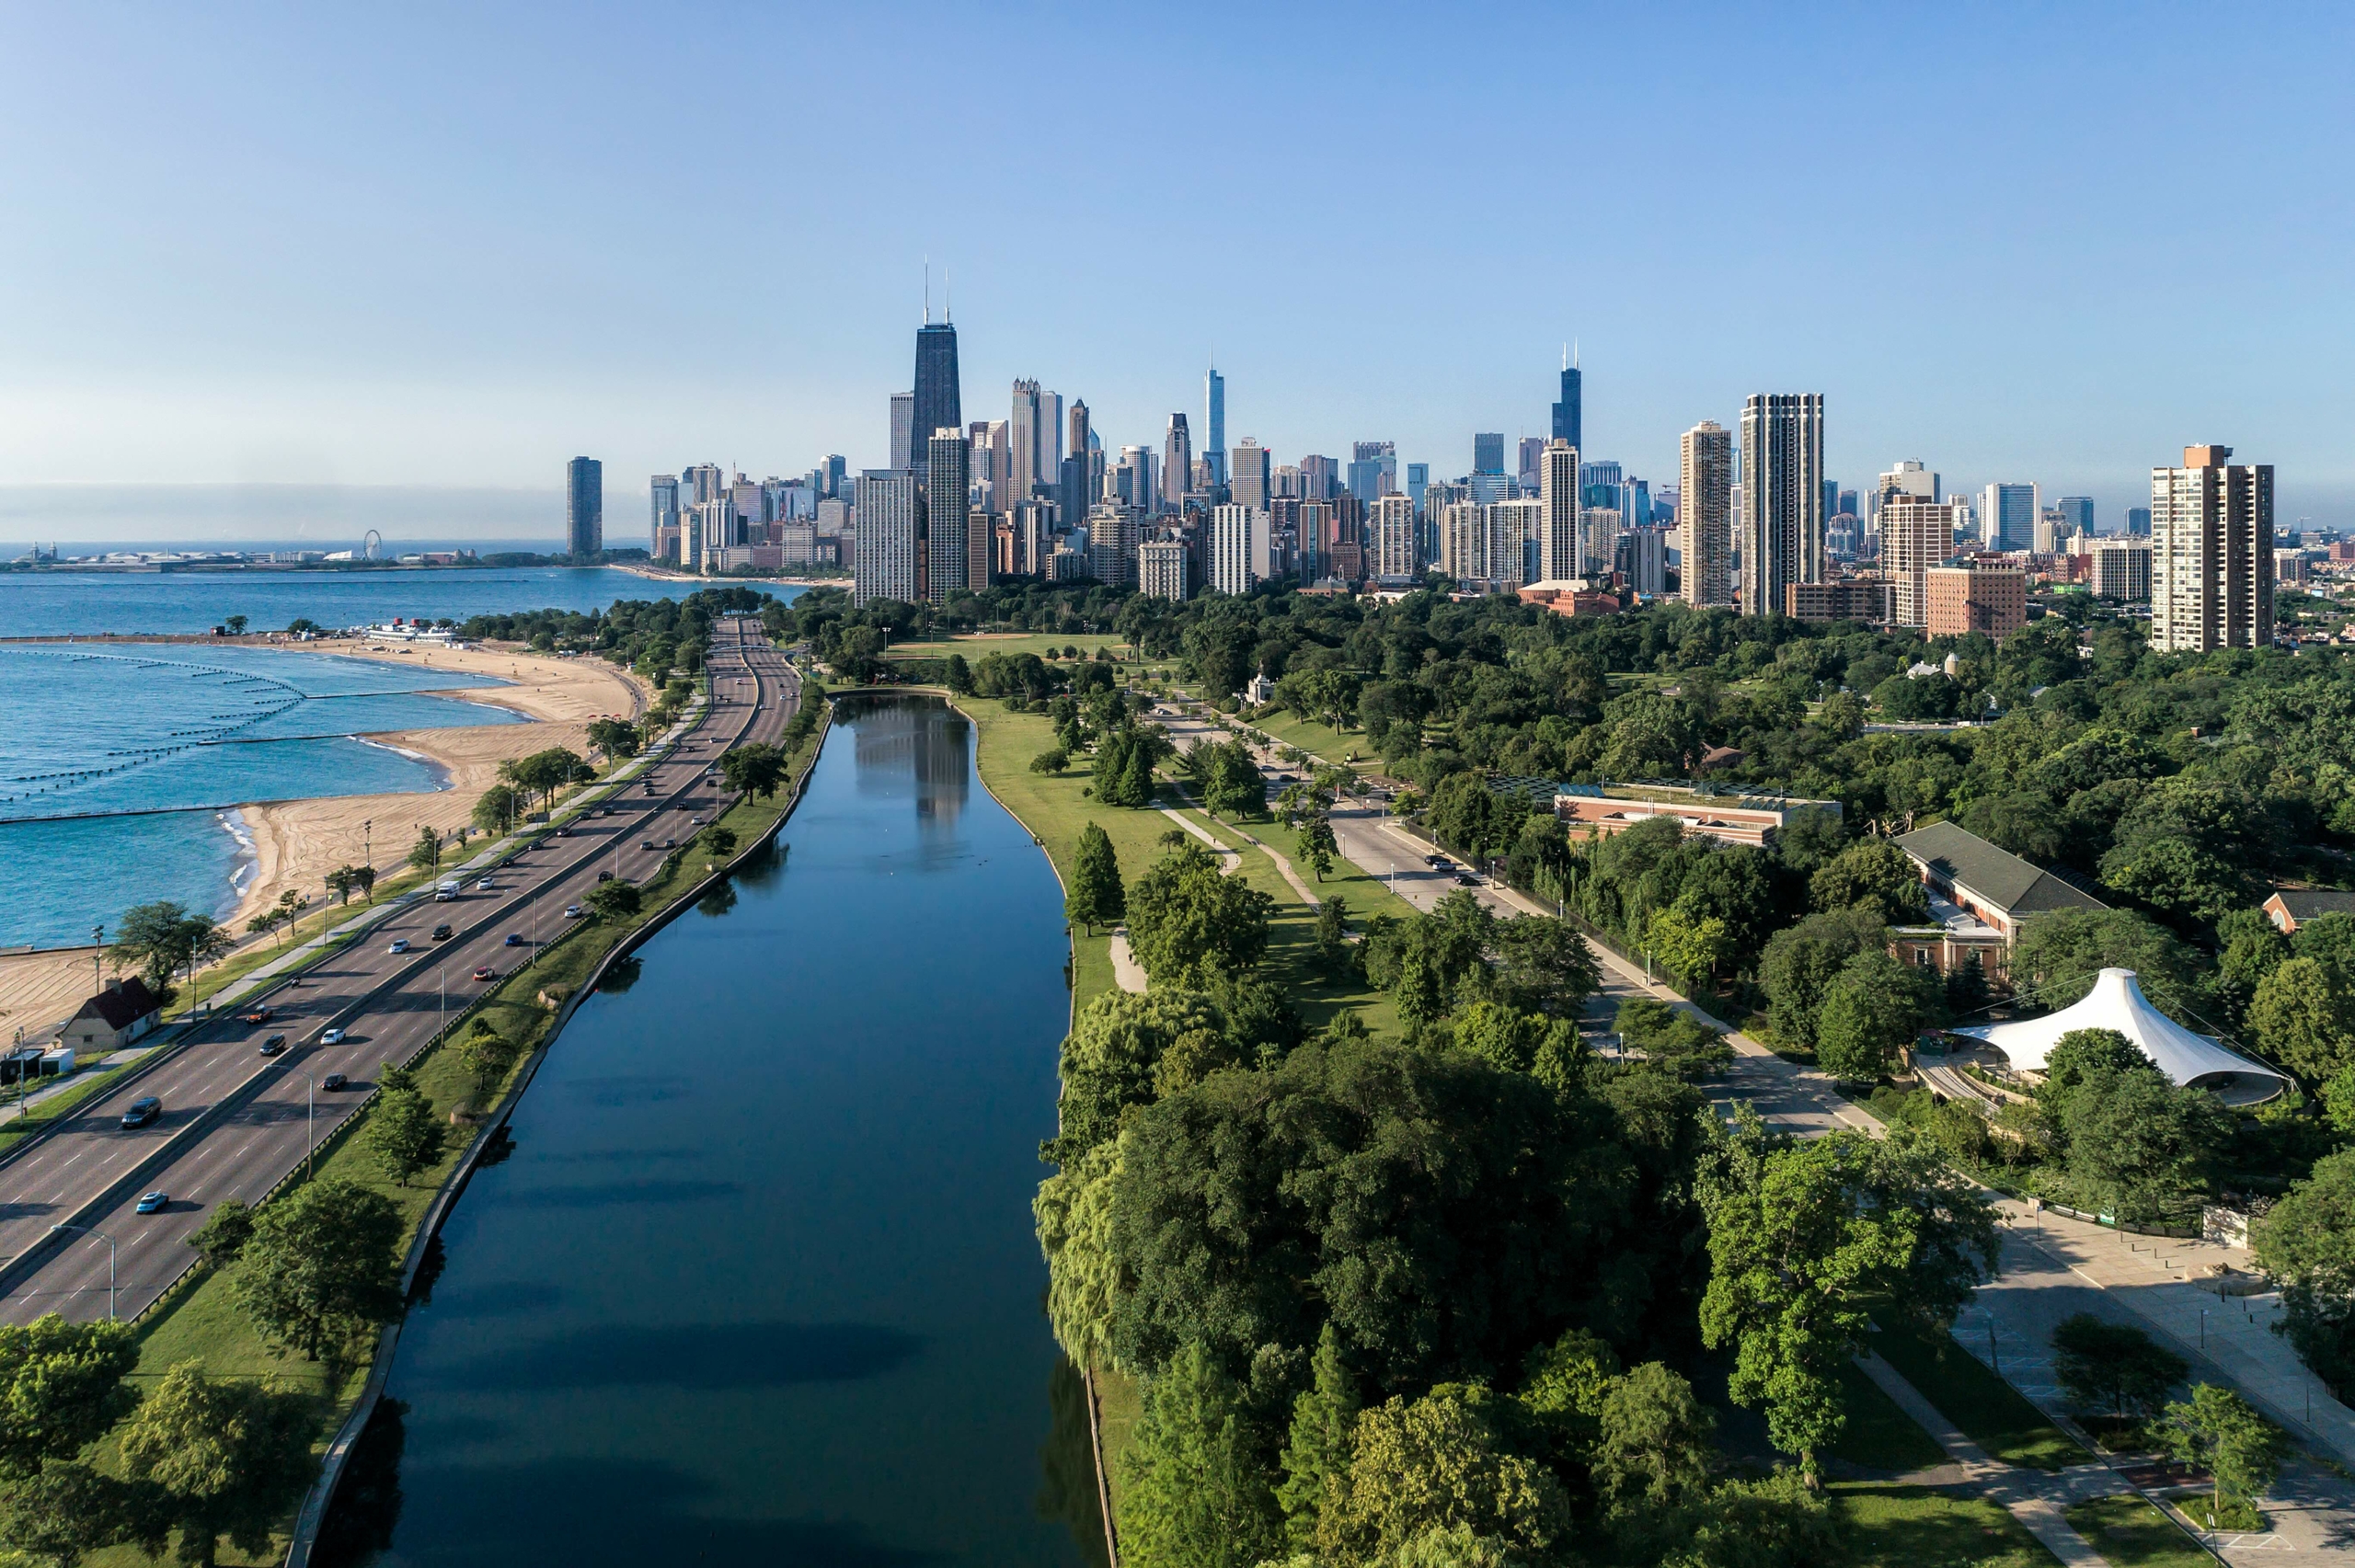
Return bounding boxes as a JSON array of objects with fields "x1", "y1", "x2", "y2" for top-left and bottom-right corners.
[
  {"x1": 1538, "y1": 440, "x2": 1580, "y2": 582},
  {"x1": 1372, "y1": 493, "x2": 1417, "y2": 580},
  {"x1": 1678, "y1": 421, "x2": 1734, "y2": 607},
  {"x1": 1517, "y1": 436, "x2": 1547, "y2": 491},
  {"x1": 1347, "y1": 441, "x2": 1397, "y2": 507},
  {"x1": 1980, "y1": 483, "x2": 2039, "y2": 552},
  {"x1": 1299, "y1": 454, "x2": 1338, "y2": 500},
  {"x1": 2057, "y1": 496, "x2": 2095, "y2": 535},
  {"x1": 1010, "y1": 381, "x2": 1046, "y2": 502},
  {"x1": 1230, "y1": 438, "x2": 1270, "y2": 511},
  {"x1": 1140, "y1": 538, "x2": 1191, "y2": 601},
  {"x1": 1881, "y1": 498, "x2": 1964, "y2": 626},
  {"x1": 649, "y1": 474, "x2": 679, "y2": 558},
  {"x1": 913, "y1": 323, "x2": 960, "y2": 473},
  {"x1": 1551, "y1": 352, "x2": 1581, "y2": 449},
  {"x1": 2152, "y1": 444, "x2": 2273, "y2": 653},
  {"x1": 1211, "y1": 505, "x2": 1260, "y2": 595},
  {"x1": 1737, "y1": 395, "x2": 1824, "y2": 615},
  {"x1": 567, "y1": 457, "x2": 603, "y2": 557},
  {"x1": 1473, "y1": 432, "x2": 1505, "y2": 476},
  {"x1": 925, "y1": 429, "x2": 970, "y2": 602},
  {"x1": 1163, "y1": 413, "x2": 1193, "y2": 508},
  {"x1": 890, "y1": 394, "x2": 915, "y2": 471},
  {"x1": 1205, "y1": 366, "x2": 1226, "y2": 486},
  {"x1": 854, "y1": 469, "x2": 919, "y2": 605}
]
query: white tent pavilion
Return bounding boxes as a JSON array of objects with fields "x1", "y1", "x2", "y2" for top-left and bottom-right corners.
[{"x1": 1956, "y1": 968, "x2": 2291, "y2": 1104}]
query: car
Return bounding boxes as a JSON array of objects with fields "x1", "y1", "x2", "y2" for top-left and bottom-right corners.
[
  {"x1": 679, "y1": 802, "x2": 693, "y2": 811},
  {"x1": 120, "y1": 1097, "x2": 163, "y2": 1129},
  {"x1": 690, "y1": 816, "x2": 706, "y2": 825},
  {"x1": 556, "y1": 826, "x2": 572, "y2": 838},
  {"x1": 596, "y1": 870, "x2": 615, "y2": 883},
  {"x1": 476, "y1": 878, "x2": 498, "y2": 892},
  {"x1": 258, "y1": 1034, "x2": 287, "y2": 1056},
  {"x1": 662, "y1": 838, "x2": 676, "y2": 849},
  {"x1": 1454, "y1": 873, "x2": 1480, "y2": 887},
  {"x1": 564, "y1": 903, "x2": 584, "y2": 919},
  {"x1": 320, "y1": 1072, "x2": 348, "y2": 1092},
  {"x1": 431, "y1": 923, "x2": 454, "y2": 941},
  {"x1": 239, "y1": 1005, "x2": 271, "y2": 1024},
  {"x1": 597, "y1": 807, "x2": 613, "y2": 818},
  {"x1": 472, "y1": 965, "x2": 497, "y2": 981},
  {"x1": 640, "y1": 840, "x2": 656, "y2": 851},
  {"x1": 134, "y1": 1191, "x2": 169, "y2": 1214},
  {"x1": 319, "y1": 1026, "x2": 347, "y2": 1045},
  {"x1": 388, "y1": 938, "x2": 411, "y2": 954},
  {"x1": 1425, "y1": 854, "x2": 1451, "y2": 867},
  {"x1": 504, "y1": 933, "x2": 524, "y2": 946}
]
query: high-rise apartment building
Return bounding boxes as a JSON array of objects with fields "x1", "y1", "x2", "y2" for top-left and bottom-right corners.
[
  {"x1": 1580, "y1": 509, "x2": 1623, "y2": 577},
  {"x1": 649, "y1": 474, "x2": 679, "y2": 556},
  {"x1": 1677, "y1": 421, "x2": 1734, "y2": 607},
  {"x1": 1372, "y1": 493, "x2": 1417, "y2": 581},
  {"x1": 1140, "y1": 538, "x2": 1191, "y2": 601},
  {"x1": 2152, "y1": 444, "x2": 2274, "y2": 652},
  {"x1": 1880, "y1": 498, "x2": 1963, "y2": 626},
  {"x1": 1617, "y1": 527, "x2": 1669, "y2": 597},
  {"x1": 2091, "y1": 538, "x2": 2154, "y2": 602},
  {"x1": 567, "y1": 457, "x2": 603, "y2": 557},
  {"x1": 2057, "y1": 496, "x2": 2095, "y2": 536},
  {"x1": 1230, "y1": 439, "x2": 1270, "y2": 511},
  {"x1": 890, "y1": 393, "x2": 915, "y2": 471},
  {"x1": 1163, "y1": 413, "x2": 1193, "y2": 508},
  {"x1": 1875, "y1": 460, "x2": 1939, "y2": 517},
  {"x1": 925, "y1": 430, "x2": 970, "y2": 602},
  {"x1": 1204, "y1": 367, "x2": 1226, "y2": 486},
  {"x1": 1552, "y1": 354, "x2": 1581, "y2": 448},
  {"x1": 854, "y1": 469, "x2": 920, "y2": 605},
  {"x1": 1737, "y1": 395, "x2": 1824, "y2": 615},
  {"x1": 1473, "y1": 432, "x2": 1505, "y2": 476},
  {"x1": 1926, "y1": 564, "x2": 2027, "y2": 640},
  {"x1": 1980, "y1": 483, "x2": 2039, "y2": 552},
  {"x1": 1538, "y1": 439, "x2": 1581, "y2": 582},
  {"x1": 1211, "y1": 505, "x2": 1261, "y2": 595},
  {"x1": 913, "y1": 323, "x2": 960, "y2": 474}
]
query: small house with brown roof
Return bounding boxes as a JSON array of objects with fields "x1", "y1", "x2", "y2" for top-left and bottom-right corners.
[{"x1": 61, "y1": 978, "x2": 163, "y2": 1056}]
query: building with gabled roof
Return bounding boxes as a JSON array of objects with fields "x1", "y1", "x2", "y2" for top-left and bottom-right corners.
[{"x1": 61, "y1": 977, "x2": 164, "y2": 1055}]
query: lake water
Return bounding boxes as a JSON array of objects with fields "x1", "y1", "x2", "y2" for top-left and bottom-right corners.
[
  {"x1": 0, "y1": 566, "x2": 804, "y2": 638},
  {"x1": 322, "y1": 696, "x2": 1099, "y2": 1568}
]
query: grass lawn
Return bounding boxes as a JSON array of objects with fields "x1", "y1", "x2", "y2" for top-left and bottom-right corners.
[
  {"x1": 881, "y1": 631, "x2": 1135, "y2": 663},
  {"x1": 1246, "y1": 708, "x2": 1376, "y2": 769},
  {"x1": 1867, "y1": 1314, "x2": 2088, "y2": 1471},
  {"x1": 2065, "y1": 1495, "x2": 2212, "y2": 1568},
  {"x1": 1832, "y1": 1483, "x2": 2063, "y2": 1568},
  {"x1": 1095, "y1": 1365, "x2": 1142, "y2": 1515},
  {"x1": 1830, "y1": 1358, "x2": 1947, "y2": 1472}
]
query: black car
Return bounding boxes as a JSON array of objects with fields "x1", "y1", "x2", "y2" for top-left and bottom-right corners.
[
  {"x1": 258, "y1": 1034, "x2": 287, "y2": 1057},
  {"x1": 640, "y1": 840, "x2": 656, "y2": 851},
  {"x1": 431, "y1": 923, "x2": 454, "y2": 941},
  {"x1": 596, "y1": 869, "x2": 615, "y2": 882},
  {"x1": 1454, "y1": 872, "x2": 1480, "y2": 887},
  {"x1": 320, "y1": 1073, "x2": 349, "y2": 1092},
  {"x1": 121, "y1": 1096, "x2": 162, "y2": 1128}
]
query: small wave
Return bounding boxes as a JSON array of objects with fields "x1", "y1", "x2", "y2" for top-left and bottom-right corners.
[
  {"x1": 220, "y1": 808, "x2": 260, "y2": 902},
  {"x1": 350, "y1": 734, "x2": 454, "y2": 791}
]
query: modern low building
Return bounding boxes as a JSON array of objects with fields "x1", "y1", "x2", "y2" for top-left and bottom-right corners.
[
  {"x1": 1892, "y1": 821, "x2": 2105, "y2": 976},
  {"x1": 61, "y1": 978, "x2": 163, "y2": 1056},
  {"x1": 1518, "y1": 579, "x2": 1622, "y2": 617},
  {"x1": 1956, "y1": 968, "x2": 2288, "y2": 1104},
  {"x1": 1553, "y1": 784, "x2": 1839, "y2": 848}
]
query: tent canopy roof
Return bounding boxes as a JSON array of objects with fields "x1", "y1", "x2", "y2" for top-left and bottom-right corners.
[{"x1": 1957, "y1": 968, "x2": 2290, "y2": 1094}]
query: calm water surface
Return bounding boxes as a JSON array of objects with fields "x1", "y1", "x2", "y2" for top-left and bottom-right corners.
[{"x1": 327, "y1": 697, "x2": 1098, "y2": 1568}]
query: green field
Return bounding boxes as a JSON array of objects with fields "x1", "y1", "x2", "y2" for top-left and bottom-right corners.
[
  {"x1": 2065, "y1": 1495, "x2": 2211, "y2": 1568},
  {"x1": 1867, "y1": 1315, "x2": 2088, "y2": 1470},
  {"x1": 881, "y1": 631, "x2": 1134, "y2": 662},
  {"x1": 1830, "y1": 1358, "x2": 1948, "y2": 1472},
  {"x1": 1243, "y1": 707, "x2": 1374, "y2": 768},
  {"x1": 1832, "y1": 1483, "x2": 2064, "y2": 1568}
]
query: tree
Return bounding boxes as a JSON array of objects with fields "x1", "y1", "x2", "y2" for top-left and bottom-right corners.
[
  {"x1": 1758, "y1": 909, "x2": 1886, "y2": 1051},
  {"x1": 2054, "y1": 1057, "x2": 2233, "y2": 1225},
  {"x1": 363, "y1": 1082, "x2": 447, "y2": 1187},
  {"x1": 719, "y1": 741, "x2": 788, "y2": 800},
  {"x1": 233, "y1": 1178, "x2": 404, "y2": 1362},
  {"x1": 1313, "y1": 895, "x2": 1351, "y2": 972},
  {"x1": 1202, "y1": 739, "x2": 1266, "y2": 819},
  {"x1": 458, "y1": 1022, "x2": 524, "y2": 1103},
  {"x1": 0, "y1": 1459, "x2": 166, "y2": 1567},
  {"x1": 1030, "y1": 748, "x2": 1069, "y2": 774},
  {"x1": 2009, "y1": 909, "x2": 2199, "y2": 1014},
  {"x1": 108, "y1": 901, "x2": 230, "y2": 993},
  {"x1": 1327, "y1": 1385, "x2": 1568, "y2": 1563},
  {"x1": 2251, "y1": 1148, "x2": 2355, "y2": 1400},
  {"x1": 223, "y1": 614, "x2": 247, "y2": 635},
  {"x1": 1300, "y1": 814, "x2": 1338, "y2": 882},
  {"x1": 1814, "y1": 950, "x2": 1931, "y2": 1082},
  {"x1": 2158, "y1": 1384, "x2": 2286, "y2": 1524},
  {"x1": 350, "y1": 864, "x2": 376, "y2": 904},
  {"x1": 184, "y1": 1201, "x2": 254, "y2": 1267},
  {"x1": 1614, "y1": 997, "x2": 1734, "y2": 1080},
  {"x1": 406, "y1": 823, "x2": 442, "y2": 873},
  {"x1": 2050, "y1": 1313, "x2": 2186, "y2": 1417},
  {"x1": 944, "y1": 652, "x2": 972, "y2": 694},
  {"x1": 1124, "y1": 842, "x2": 1274, "y2": 987},
  {"x1": 324, "y1": 865, "x2": 358, "y2": 906},
  {"x1": 120, "y1": 1363, "x2": 317, "y2": 1568},
  {"x1": 1593, "y1": 1361, "x2": 1718, "y2": 1513},
  {"x1": 1809, "y1": 841, "x2": 1930, "y2": 923},
  {"x1": 0, "y1": 1316, "x2": 140, "y2": 1481},
  {"x1": 699, "y1": 825, "x2": 737, "y2": 859},
  {"x1": 1034, "y1": 1138, "x2": 1125, "y2": 1372},
  {"x1": 471, "y1": 783, "x2": 521, "y2": 836},
  {"x1": 2247, "y1": 956, "x2": 2355, "y2": 1083},
  {"x1": 245, "y1": 908, "x2": 281, "y2": 950},
  {"x1": 1045, "y1": 988, "x2": 1231, "y2": 1163},
  {"x1": 585, "y1": 717, "x2": 640, "y2": 761},
  {"x1": 1115, "y1": 1343, "x2": 1281, "y2": 1568},
  {"x1": 1066, "y1": 821, "x2": 1126, "y2": 935},
  {"x1": 1644, "y1": 900, "x2": 1732, "y2": 990},
  {"x1": 586, "y1": 880, "x2": 643, "y2": 921},
  {"x1": 1700, "y1": 1115, "x2": 1997, "y2": 1482},
  {"x1": 1276, "y1": 1323, "x2": 1361, "y2": 1551}
]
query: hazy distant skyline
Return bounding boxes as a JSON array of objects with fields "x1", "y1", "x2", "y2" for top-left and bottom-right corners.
[{"x1": 6, "y1": 3, "x2": 2352, "y2": 539}]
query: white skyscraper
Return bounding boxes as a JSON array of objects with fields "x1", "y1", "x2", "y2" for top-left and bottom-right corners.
[
  {"x1": 1140, "y1": 538, "x2": 1191, "y2": 601},
  {"x1": 1538, "y1": 439, "x2": 1581, "y2": 582},
  {"x1": 1372, "y1": 493, "x2": 1418, "y2": 581},
  {"x1": 854, "y1": 469, "x2": 919, "y2": 605},
  {"x1": 1211, "y1": 504, "x2": 1262, "y2": 594},
  {"x1": 1678, "y1": 421, "x2": 1733, "y2": 606},
  {"x1": 1737, "y1": 395, "x2": 1824, "y2": 615}
]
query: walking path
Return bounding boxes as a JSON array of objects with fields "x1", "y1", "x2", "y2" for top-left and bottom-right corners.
[{"x1": 1854, "y1": 1349, "x2": 2119, "y2": 1566}]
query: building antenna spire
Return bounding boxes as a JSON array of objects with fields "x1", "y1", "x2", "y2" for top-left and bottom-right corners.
[
  {"x1": 1573, "y1": 338, "x2": 1580, "y2": 370},
  {"x1": 1561, "y1": 341, "x2": 1568, "y2": 372}
]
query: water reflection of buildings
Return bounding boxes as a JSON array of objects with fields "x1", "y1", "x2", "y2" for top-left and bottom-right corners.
[{"x1": 850, "y1": 698, "x2": 970, "y2": 832}]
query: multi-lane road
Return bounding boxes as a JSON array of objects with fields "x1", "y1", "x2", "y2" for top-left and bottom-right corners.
[{"x1": 1, "y1": 618, "x2": 798, "y2": 1324}]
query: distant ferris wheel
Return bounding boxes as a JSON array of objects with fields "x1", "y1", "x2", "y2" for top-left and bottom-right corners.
[{"x1": 363, "y1": 529, "x2": 383, "y2": 560}]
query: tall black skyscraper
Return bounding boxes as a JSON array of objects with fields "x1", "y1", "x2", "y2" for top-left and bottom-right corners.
[
  {"x1": 1550, "y1": 354, "x2": 1581, "y2": 450},
  {"x1": 912, "y1": 322, "x2": 961, "y2": 466},
  {"x1": 567, "y1": 457, "x2": 603, "y2": 557}
]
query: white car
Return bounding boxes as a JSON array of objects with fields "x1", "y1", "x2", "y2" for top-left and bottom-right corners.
[
  {"x1": 319, "y1": 1026, "x2": 347, "y2": 1045},
  {"x1": 387, "y1": 938, "x2": 410, "y2": 954},
  {"x1": 564, "y1": 903, "x2": 584, "y2": 919},
  {"x1": 476, "y1": 878, "x2": 497, "y2": 891}
]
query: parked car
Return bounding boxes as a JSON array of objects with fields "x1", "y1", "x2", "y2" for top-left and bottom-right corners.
[
  {"x1": 121, "y1": 1096, "x2": 163, "y2": 1129},
  {"x1": 134, "y1": 1191, "x2": 169, "y2": 1214},
  {"x1": 431, "y1": 923, "x2": 454, "y2": 941},
  {"x1": 504, "y1": 933, "x2": 525, "y2": 946},
  {"x1": 259, "y1": 1034, "x2": 287, "y2": 1056},
  {"x1": 319, "y1": 1026, "x2": 347, "y2": 1045},
  {"x1": 320, "y1": 1072, "x2": 348, "y2": 1092},
  {"x1": 472, "y1": 965, "x2": 497, "y2": 981},
  {"x1": 388, "y1": 938, "x2": 411, "y2": 954}
]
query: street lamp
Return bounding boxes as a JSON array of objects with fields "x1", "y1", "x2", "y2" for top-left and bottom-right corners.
[
  {"x1": 49, "y1": 1223, "x2": 118, "y2": 1320},
  {"x1": 362, "y1": 819, "x2": 373, "y2": 903}
]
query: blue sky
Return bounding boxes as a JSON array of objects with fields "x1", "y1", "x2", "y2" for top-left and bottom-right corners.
[{"x1": 5, "y1": 2, "x2": 2351, "y2": 541}]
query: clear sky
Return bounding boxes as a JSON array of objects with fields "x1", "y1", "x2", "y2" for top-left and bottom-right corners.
[{"x1": 6, "y1": 2, "x2": 2352, "y2": 542}]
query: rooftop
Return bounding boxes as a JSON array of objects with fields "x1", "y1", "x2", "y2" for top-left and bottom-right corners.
[{"x1": 1895, "y1": 820, "x2": 2108, "y2": 920}]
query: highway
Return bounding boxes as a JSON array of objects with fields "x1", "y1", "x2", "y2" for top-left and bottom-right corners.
[{"x1": 1, "y1": 618, "x2": 798, "y2": 1324}]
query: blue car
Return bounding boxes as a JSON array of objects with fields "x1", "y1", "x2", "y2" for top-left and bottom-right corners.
[{"x1": 134, "y1": 1191, "x2": 169, "y2": 1214}]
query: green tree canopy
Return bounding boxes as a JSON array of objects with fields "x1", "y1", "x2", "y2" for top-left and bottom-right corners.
[
  {"x1": 1115, "y1": 1343, "x2": 1281, "y2": 1568},
  {"x1": 1809, "y1": 841, "x2": 1929, "y2": 924},
  {"x1": 1045, "y1": 988, "x2": 1232, "y2": 1164},
  {"x1": 1125, "y1": 842, "x2": 1274, "y2": 988},
  {"x1": 1814, "y1": 950, "x2": 1935, "y2": 1082},
  {"x1": 1326, "y1": 1384, "x2": 1569, "y2": 1564},
  {"x1": 1757, "y1": 908, "x2": 1887, "y2": 1050},
  {"x1": 2247, "y1": 956, "x2": 2355, "y2": 1083},
  {"x1": 0, "y1": 1316, "x2": 140, "y2": 1482},
  {"x1": 1066, "y1": 821, "x2": 1126, "y2": 935},
  {"x1": 120, "y1": 1363, "x2": 317, "y2": 1568},
  {"x1": 363, "y1": 1082, "x2": 448, "y2": 1187},
  {"x1": 2252, "y1": 1148, "x2": 2355, "y2": 1399},
  {"x1": 233, "y1": 1178, "x2": 405, "y2": 1363}
]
